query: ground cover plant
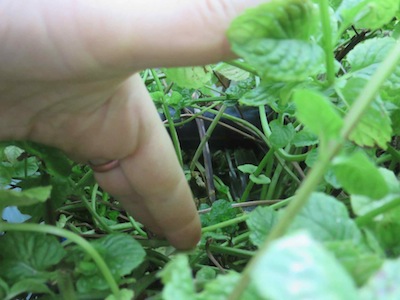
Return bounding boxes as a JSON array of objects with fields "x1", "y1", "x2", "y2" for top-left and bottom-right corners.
[{"x1": 1, "y1": 0, "x2": 400, "y2": 299}]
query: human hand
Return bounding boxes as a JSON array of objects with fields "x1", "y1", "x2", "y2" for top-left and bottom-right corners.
[{"x1": 0, "y1": 0, "x2": 264, "y2": 249}]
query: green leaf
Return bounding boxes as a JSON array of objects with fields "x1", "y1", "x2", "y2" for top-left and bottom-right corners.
[
  {"x1": 325, "y1": 240, "x2": 383, "y2": 286},
  {"x1": 239, "y1": 82, "x2": 284, "y2": 108},
  {"x1": 237, "y1": 164, "x2": 257, "y2": 174},
  {"x1": 269, "y1": 120, "x2": 296, "y2": 148},
  {"x1": 2, "y1": 146, "x2": 39, "y2": 178},
  {"x1": 249, "y1": 174, "x2": 271, "y2": 185},
  {"x1": 164, "y1": 66, "x2": 212, "y2": 89},
  {"x1": 332, "y1": 151, "x2": 389, "y2": 199},
  {"x1": 166, "y1": 91, "x2": 183, "y2": 106},
  {"x1": 228, "y1": 0, "x2": 325, "y2": 81},
  {"x1": 16, "y1": 142, "x2": 72, "y2": 178},
  {"x1": 290, "y1": 193, "x2": 362, "y2": 243},
  {"x1": 0, "y1": 278, "x2": 8, "y2": 300},
  {"x1": 7, "y1": 279, "x2": 53, "y2": 300},
  {"x1": 359, "y1": 258, "x2": 400, "y2": 299},
  {"x1": 200, "y1": 200, "x2": 238, "y2": 234},
  {"x1": 160, "y1": 255, "x2": 196, "y2": 300},
  {"x1": 347, "y1": 37, "x2": 400, "y2": 91},
  {"x1": 252, "y1": 232, "x2": 358, "y2": 299},
  {"x1": 337, "y1": 0, "x2": 399, "y2": 30},
  {"x1": 198, "y1": 271, "x2": 261, "y2": 300},
  {"x1": 75, "y1": 233, "x2": 146, "y2": 292},
  {"x1": 0, "y1": 186, "x2": 51, "y2": 214},
  {"x1": 340, "y1": 77, "x2": 392, "y2": 149},
  {"x1": 105, "y1": 289, "x2": 134, "y2": 300},
  {"x1": 0, "y1": 231, "x2": 66, "y2": 282},
  {"x1": 292, "y1": 130, "x2": 319, "y2": 147},
  {"x1": 246, "y1": 206, "x2": 279, "y2": 247},
  {"x1": 92, "y1": 233, "x2": 145, "y2": 277},
  {"x1": 293, "y1": 89, "x2": 343, "y2": 141},
  {"x1": 213, "y1": 63, "x2": 250, "y2": 81},
  {"x1": 351, "y1": 168, "x2": 400, "y2": 217}
]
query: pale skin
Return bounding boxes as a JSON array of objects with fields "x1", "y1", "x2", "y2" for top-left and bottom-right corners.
[{"x1": 0, "y1": 0, "x2": 265, "y2": 249}]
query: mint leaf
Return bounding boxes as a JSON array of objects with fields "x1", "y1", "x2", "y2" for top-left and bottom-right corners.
[
  {"x1": 239, "y1": 82, "x2": 284, "y2": 108},
  {"x1": 105, "y1": 289, "x2": 134, "y2": 300},
  {"x1": 290, "y1": 193, "x2": 362, "y2": 243},
  {"x1": 269, "y1": 120, "x2": 295, "y2": 148},
  {"x1": 246, "y1": 206, "x2": 279, "y2": 247},
  {"x1": 2, "y1": 146, "x2": 39, "y2": 178},
  {"x1": 332, "y1": 151, "x2": 389, "y2": 199},
  {"x1": 237, "y1": 164, "x2": 257, "y2": 174},
  {"x1": 160, "y1": 255, "x2": 196, "y2": 300},
  {"x1": 338, "y1": 0, "x2": 399, "y2": 30},
  {"x1": 252, "y1": 232, "x2": 358, "y2": 299},
  {"x1": 0, "y1": 186, "x2": 51, "y2": 215},
  {"x1": 74, "y1": 233, "x2": 145, "y2": 292},
  {"x1": 228, "y1": 0, "x2": 325, "y2": 81},
  {"x1": 292, "y1": 130, "x2": 319, "y2": 147},
  {"x1": 0, "y1": 231, "x2": 65, "y2": 282},
  {"x1": 200, "y1": 200, "x2": 238, "y2": 234},
  {"x1": 213, "y1": 63, "x2": 250, "y2": 81},
  {"x1": 351, "y1": 168, "x2": 400, "y2": 216},
  {"x1": 164, "y1": 66, "x2": 212, "y2": 89},
  {"x1": 294, "y1": 89, "x2": 343, "y2": 141},
  {"x1": 359, "y1": 258, "x2": 400, "y2": 299},
  {"x1": 340, "y1": 77, "x2": 392, "y2": 149},
  {"x1": 325, "y1": 240, "x2": 383, "y2": 286},
  {"x1": 249, "y1": 174, "x2": 271, "y2": 185},
  {"x1": 347, "y1": 37, "x2": 400, "y2": 91},
  {"x1": 7, "y1": 279, "x2": 53, "y2": 300},
  {"x1": 198, "y1": 272, "x2": 261, "y2": 300}
]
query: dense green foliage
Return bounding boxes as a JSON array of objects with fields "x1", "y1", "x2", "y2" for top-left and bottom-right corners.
[{"x1": 1, "y1": 0, "x2": 400, "y2": 299}]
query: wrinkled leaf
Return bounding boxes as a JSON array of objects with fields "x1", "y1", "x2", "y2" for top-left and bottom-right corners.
[
  {"x1": 359, "y1": 258, "x2": 400, "y2": 299},
  {"x1": 164, "y1": 66, "x2": 212, "y2": 89},
  {"x1": 269, "y1": 120, "x2": 295, "y2": 148},
  {"x1": 332, "y1": 151, "x2": 389, "y2": 199},
  {"x1": 294, "y1": 89, "x2": 343, "y2": 141},
  {"x1": 252, "y1": 232, "x2": 358, "y2": 299},
  {"x1": 214, "y1": 63, "x2": 250, "y2": 81},
  {"x1": 0, "y1": 231, "x2": 65, "y2": 282},
  {"x1": 325, "y1": 240, "x2": 383, "y2": 286},
  {"x1": 228, "y1": 0, "x2": 325, "y2": 81},
  {"x1": 0, "y1": 186, "x2": 51, "y2": 215},
  {"x1": 246, "y1": 206, "x2": 279, "y2": 247},
  {"x1": 160, "y1": 255, "x2": 196, "y2": 300},
  {"x1": 337, "y1": 0, "x2": 399, "y2": 30},
  {"x1": 290, "y1": 193, "x2": 362, "y2": 243}
]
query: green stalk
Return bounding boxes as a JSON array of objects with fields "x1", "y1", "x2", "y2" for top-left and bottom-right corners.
[
  {"x1": 356, "y1": 197, "x2": 400, "y2": 227},
  {"x1": 240, "y1": 149, "x2": 274, "y2": 202},
  {"x1": 150, "y1": 69, "x2": 183, "y2": 166},
  {"x1": 202, "y1": 214, "x2": 248, "y2": 233},
  {"x1": 206, "y1": 244, "x2": 254, "y2": 258},
  {"x1": 228, "y1": 35, "x2": 400, "y2": 300},
  {"x1": 0, "y1": 223, "x2": 120, "y2": 297},
  {"x1": 190, "y1": 105, "x2": 227, "y2": 172},
  {"x1": 225, "y1": 60, "x2": 258, "y2": 75},
  {"x1": 318, "y1": 0, "x2": 336, "y2": 85}
]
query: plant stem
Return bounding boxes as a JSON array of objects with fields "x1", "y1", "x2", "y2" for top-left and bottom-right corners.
[
  {"x1": 206, "y1": 244, "x2": 254, "y2": 258},
  {"x1": 225, "y1": 60, "x2": 258, "y2": 75},
  {"x1": 190, "y1": 105, "x2": 227, "y2": 172},
  {"x1": 202, "y1": 214, "x2": 248, "y2": 233},
  {"x1": 240, "y1": 149, "x2": 274, "y2": 202},
  {"x1": 318, "y1": 0, "x2": 335, "y2": 85},
  {"x1": 356, "y1": 197, "x2": 400, "y2": 226},
  {"x1": 0, "y1": 223, "x2": 120, "y2": 297},
  {"x1": 150, "y1": 69, "x2": 183, "y2": 166},
  {"x1": 228, "y1": 35, "x2": 400, "y2": 300}
]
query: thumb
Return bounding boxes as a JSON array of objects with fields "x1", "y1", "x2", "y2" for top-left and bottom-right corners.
[{"x1": 76, "y1": 0, "x2": 266, "y2": 70}]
